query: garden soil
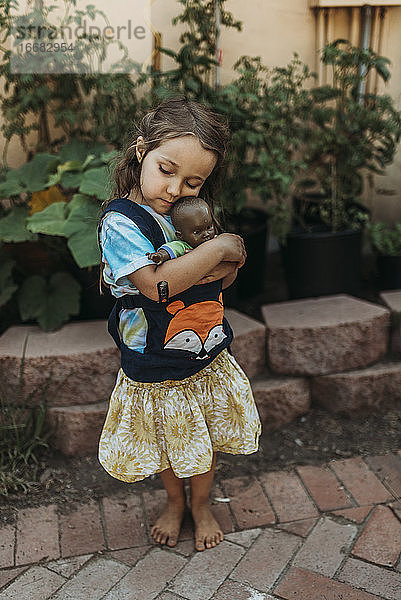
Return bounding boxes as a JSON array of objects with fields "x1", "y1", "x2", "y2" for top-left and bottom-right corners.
[{"x1": 1, "y1": 404, "x2": 400, "y2": 518}]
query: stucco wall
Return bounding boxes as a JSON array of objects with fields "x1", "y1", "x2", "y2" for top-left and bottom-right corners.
[{"x1": 1, "y1": 0, "x2": 401, "y2": 221}]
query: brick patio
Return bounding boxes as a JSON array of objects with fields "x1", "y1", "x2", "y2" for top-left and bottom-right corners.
[{"x1": 1, "y1": 452, "x2": 401, "y2": 599}]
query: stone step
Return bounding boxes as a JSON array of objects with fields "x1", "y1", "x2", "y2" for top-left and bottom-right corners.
[
  {"x1": 252, "y1": 374, "x2": 310, "y2": 430},
  {"x1": 261, "y1": 294, "x2": 390, "y2": 376},
  {"x1": 0, "y1": 310, "x2": 266, "y2": 407},
  {"x1": 0, "y1": 320, "x2": 120, "y2": 407},
  {"x1": 380, "y1": 290, "x2": 401, "y2": 354},
  {"x1": 225, "y1": 308, "x2": 266, "y2": 378},
  {"x1": 312, "y1": 359, "x2": 401, "y2": 413},
  {"x1": 47, "y1": 402, "x2": 108, "y2": 457}
]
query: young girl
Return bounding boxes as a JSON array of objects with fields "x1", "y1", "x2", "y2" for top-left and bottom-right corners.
[{"x1": 98, "y1": 97, "x2": 261, "y2": 552}]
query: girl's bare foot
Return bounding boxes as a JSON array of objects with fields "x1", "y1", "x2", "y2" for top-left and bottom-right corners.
[
  {"x1": 151, "y1": 500, "x2": 185, "y2": 547},
  {"x1": 191, "y1": 503, "x2": 224, "y2": 551}
]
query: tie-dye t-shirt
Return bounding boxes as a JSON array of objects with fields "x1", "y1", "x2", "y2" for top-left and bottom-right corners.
[{"x1": 100, "y1": 203, "x2": 176, "y2": 352}]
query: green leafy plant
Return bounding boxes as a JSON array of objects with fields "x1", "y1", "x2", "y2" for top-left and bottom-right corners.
[
  {"x1": 215, "y1": 54, "x2": 314, "y2": 241},
  {"x1": 367, "y1": 222, "x2": 401, "y2": 256},
  {"x1": 296, "y1": 39, "x2": 401, "y2": 233},
  {"x1": 0, "y1": 139, "x2": 113, "y2": 330},
  {"x1": 151, "y1": 0, "x2": 241, "y2": 102},
  {"x1": 0, "y1": 0, "x2": 144, "y2": 160},
  {"x1": 0, "y1": 337, "x2": 50, "y2": 496}
]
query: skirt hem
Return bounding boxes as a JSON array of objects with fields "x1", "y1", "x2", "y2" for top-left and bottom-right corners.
[{"x1": 99, "y1": 443, "x2": 260, "y2": 484}]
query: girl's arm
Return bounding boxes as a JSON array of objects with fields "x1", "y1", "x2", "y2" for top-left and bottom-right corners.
[
  {"x1": 195, "y1": 261, "x2": 238, "y2": 285},
  {"x1": 221, "y1": 265, "x2": 239, "y2": 290},
  {"x1": 128, "y1": 234, "x2": 245, "y2": 301}
]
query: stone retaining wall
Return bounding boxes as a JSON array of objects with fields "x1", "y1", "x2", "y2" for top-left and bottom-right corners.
[{"x1": 1, "y1": 293, "x2": 400, "y2": 456}]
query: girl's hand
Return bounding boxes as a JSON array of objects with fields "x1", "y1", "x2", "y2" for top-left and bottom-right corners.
[{"x1": 212, "y1": 233, "x2": 247, "y2": 268}]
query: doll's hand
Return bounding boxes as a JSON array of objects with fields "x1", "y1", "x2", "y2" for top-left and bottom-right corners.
[{"x1": 146, "y1": 250, "x2": 170, "y2": 266}]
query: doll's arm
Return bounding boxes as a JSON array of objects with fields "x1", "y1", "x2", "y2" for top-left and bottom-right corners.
[{"x1": 129, "y1": 234, "x2": 246, "y2": 301}]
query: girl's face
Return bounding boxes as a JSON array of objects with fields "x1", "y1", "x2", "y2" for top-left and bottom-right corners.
[{"x1": 135, "y1": 135, "x2": 217, "y2": 215}]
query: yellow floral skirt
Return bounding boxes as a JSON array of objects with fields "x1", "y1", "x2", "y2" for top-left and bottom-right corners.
[{"x1": 98, "y1": 349, "x2": 262, "y2": 483}]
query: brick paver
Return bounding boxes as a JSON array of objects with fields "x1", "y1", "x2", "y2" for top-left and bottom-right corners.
[
  {"x1": 365, "y1": 453, "x2": 401, "y2": 502},
  {"x1": 51, "y1": 557, "x2": 129, "y2": 600},
  {"x1": 106, "y1": 546, "x2": 150, "y2": 566},
  {"x1": 225, "y1": 528, "x2": 261, "y2": 548},
  {"x1": 210, "y1": 484, "x2": 235, "y2": 533},
  {"x1": 0, "y1": 567, "x2": 26, "y2": 591},
  {"x1": 102, "y1": 493, "x2": 148, "y2": 549},
  {"x1": 46, "y1": 554, "x2": 92, "y2": 577},
  {"x1": 0, "y1": 565, "x2": 64, "y2": 600},
  {"x1": 277, "y1": 518, "x2": 317, "y2": 538},
  {"x1": 339, "y1": 557, "x2": 401, "y2": 600},
  {"x1": 259, "y1": 471, "x2": 319, "y2": 522},
  {"x1": 169, "y1": 541, "x2": 244, "y2": 600},
  {"x1": 59, "y1": 500, "x2": 105, "y2": 557},
  {"x1": 212, "y1": 579, "x2": 271, "y2": 599},
  {"x1": 351, "y1": 505, "x2": 401, "y2": 567},
  {"x1": 103, "y1": 548, "x2": 186, "y2": 600},
  {"x1": 292, "y1": 516, "x2": 357, "y2": 576},
  {"x1": 330, "y1": 457, "x2": 393, "y2": 505},
  {"x1": 1, "y1": 452, "x2": 401, "y2": 600},
  {"x1": 16, "y1": 504, "x2": 59, "y2": 565},
  {"x1": 331, "y1": 505, "x2": 373, "y2": 523},
  {"x1": 222, "y1": 477, "x2": 275, "y2": 529},
  {"x1": 274, "y1": 566, "x2": 383, "y2": 600},
  {"x1": 0, "y1": 524, "x2": 15, "y2": 568},
  {"x1": 296, "y1": 464, "x2": 353, "y2": 511},
  {"x1": 230, "y1": 529, "x2": 300, "y2": 591}
]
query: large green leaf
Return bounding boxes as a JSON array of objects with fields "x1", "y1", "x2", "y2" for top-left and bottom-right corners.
[
  {"x1": 0, "y1": 207, "x2": 38, "y2": 242},
  {"x1": 78, "y1": 167, "x2": 110, "y2": 200},
  {"x1": 0, "y1": 259, "x2": 18, "y2": 307},
  {"x1": 26, "y1": 195, "x2": 100, "y2": 267},
  {"x1": 16, "y1": 153, "x2": 60, "y2": 192},
  {"x1": 18, "y1": 272, "x2": 81, "y2": 332},
  {"x1": 63, "y1": 195, "x2": 101, "y2": 267},
  {"x1": 26, "y1": 202, "x2": 68, "y2": 237},
  {"x1": 0, "y1": 173, "x2": 25, "y2": 197},
  {"x1": 46, "y1": 160, "x2": 85, "y2": 187},
  {"x1": 58, "y1": 139, "x2": 107, "y2": 163},
  {"x1": 60, "y1": 171, "x2": 84, "y2": 189},
  {"x1": 0, "y1": 154, "x2": 60, "y2": 197}
]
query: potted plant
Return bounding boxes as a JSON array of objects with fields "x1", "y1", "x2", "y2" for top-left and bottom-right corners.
[
  {"x1": 214, "y1": 54, "x2": 313, "y2": 298},
  {"x1": 281, "y1": 40, "x2": 401, "y2": 299},
  {"x1": 367, "y1": 221, "x2": 401, "y2": 290}
]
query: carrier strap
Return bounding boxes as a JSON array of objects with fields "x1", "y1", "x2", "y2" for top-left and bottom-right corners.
[{"x1": 98, "y1": 198, "x2": 167, "y2": 349}]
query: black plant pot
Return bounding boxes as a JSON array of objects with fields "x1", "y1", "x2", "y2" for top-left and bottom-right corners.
[
  {"x1": 224, "y1": 208, "x2": 269, "y2": 299},
  {"x1": 74, "y1": 265, "x2": 115, "y2": 320},
  {"x1": 281, "y1": 226, "x2": 362, "y2": 299},
  {"x1": 377, "y1": 255, "x2": 401, "y2": 290}
]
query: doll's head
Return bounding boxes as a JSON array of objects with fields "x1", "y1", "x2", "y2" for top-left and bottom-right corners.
[
  {"x1": 170, "y1": 197, "x2": 216, "y2": 248},
  {"x1": 109, "y1": 97, "x2": 229, "y2": 211}
]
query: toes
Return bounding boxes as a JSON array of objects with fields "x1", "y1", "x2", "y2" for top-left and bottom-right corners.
[
  {"x1": 195, "y1": 538, "x2": 205, "y2": 551},
  {"x1": 167, "y1": 535, "x2": 178, "y2": 547}
]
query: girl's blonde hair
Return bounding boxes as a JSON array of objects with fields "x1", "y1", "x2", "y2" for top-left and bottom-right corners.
[{"x1": 108, "y1": 96, "x2": 230, "y2": 210}]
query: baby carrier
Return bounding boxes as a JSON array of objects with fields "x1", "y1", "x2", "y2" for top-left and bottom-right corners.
[{"x1": 99, "y1": 198, "x2": 233, "y2": 383}]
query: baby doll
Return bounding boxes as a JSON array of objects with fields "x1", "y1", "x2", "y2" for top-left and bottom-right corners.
[{"x1": 147, "y1": 196, "x2": 216, "y2": 265}]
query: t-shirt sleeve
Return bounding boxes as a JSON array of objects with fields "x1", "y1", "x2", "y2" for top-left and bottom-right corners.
[
  {"x1": 100, "y1": 212, "x2": 156, "y2": 284},
  {"x1": 158, "y1": 240, "x2": 191, "y2": 259}
]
